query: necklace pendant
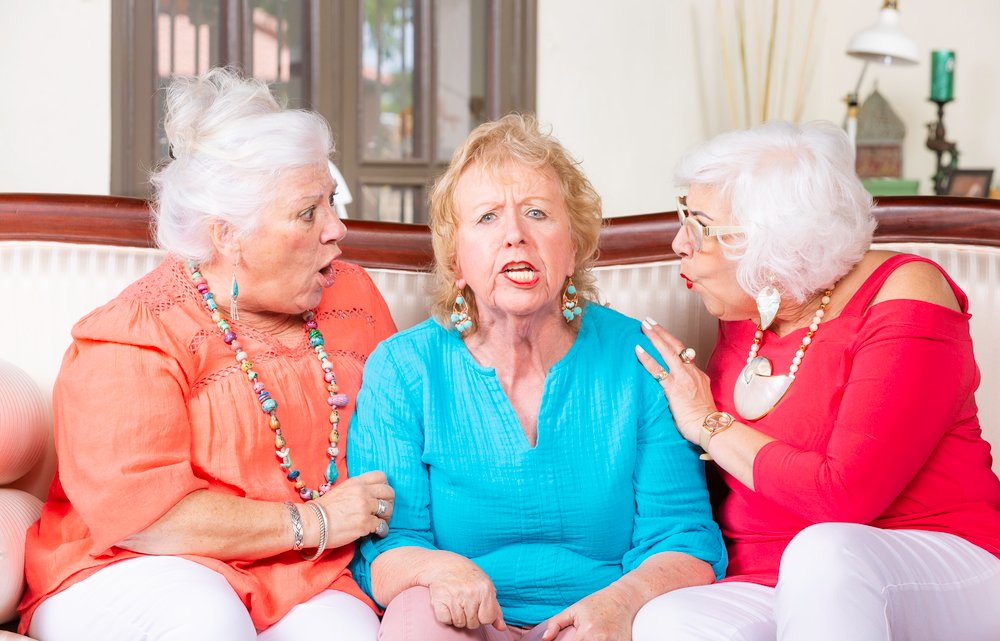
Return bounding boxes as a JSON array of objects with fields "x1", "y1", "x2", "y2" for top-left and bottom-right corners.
[{"x1": 733, "y1": 356, "x2": 793, "y2": 421}]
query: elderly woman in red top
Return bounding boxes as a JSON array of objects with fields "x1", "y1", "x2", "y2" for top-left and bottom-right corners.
[
  {"x1": 18, "y1": 68, "x2": 396, "y2": 640},
  {"x1": 633, "y1": 120, "x2": 1000, "y2": 641}
]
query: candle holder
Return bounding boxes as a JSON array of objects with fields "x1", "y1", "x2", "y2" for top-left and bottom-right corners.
[{"x1": 925, "y1": 98, "x2": 959, "y2": 195}]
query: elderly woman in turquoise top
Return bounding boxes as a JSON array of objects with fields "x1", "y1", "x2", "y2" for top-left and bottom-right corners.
[{"x1": 348, "y1": 114, "x2": 726, "y2": 641}]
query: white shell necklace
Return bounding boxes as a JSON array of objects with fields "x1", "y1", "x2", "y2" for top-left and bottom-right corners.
[{"x1": 733, "y1": 285, "x2": 834, "y2": 421}]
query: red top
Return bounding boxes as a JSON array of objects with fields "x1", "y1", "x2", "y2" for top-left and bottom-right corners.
[
  {"x1": 19, "y1": 257, "x2": 396, "y2": 632},
  {"x1": 709, "y1": 254, "x2": 1000, "y2": 585}
]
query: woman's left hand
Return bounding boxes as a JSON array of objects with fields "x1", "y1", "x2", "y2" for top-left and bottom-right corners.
[
  {"x1": 635, "y1": 319, "x2": 717, "y2": 445},
  {"x1": 540, "y1": 587, "x2": 633, "y2": 641}
]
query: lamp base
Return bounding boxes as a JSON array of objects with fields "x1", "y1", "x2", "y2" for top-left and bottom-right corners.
[{"x1": 926, "y1": 99, "x2": 958, "y2": 195}]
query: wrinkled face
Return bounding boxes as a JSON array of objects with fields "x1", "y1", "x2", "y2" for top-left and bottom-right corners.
[
  {"x1": 453, "y1": 162, "x2": 577, "y2": 325},
  {"x1": 236, "y1": 162, "x2": 347, "y2": 315},
  {"x1": 671, "y1": 183, "x2": 754, "y2": 321}
]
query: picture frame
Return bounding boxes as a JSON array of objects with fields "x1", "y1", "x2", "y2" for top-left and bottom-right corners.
[{"x1": 946, "y1": 169, "x2": 995, "y2": 198}]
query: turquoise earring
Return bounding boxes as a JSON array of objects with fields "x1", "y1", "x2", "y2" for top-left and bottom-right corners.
[
  {"x1": 561, "y1": 278, "x2": 582, "y2": 322},
  {"x1": 230, "y1": 272, "x2": 240, "y2": 320},
  {"x1": 451, "y1": 289, "x2": 473, "y2": 333}
]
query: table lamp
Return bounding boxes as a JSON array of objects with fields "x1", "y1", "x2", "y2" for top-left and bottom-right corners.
[{"x1": 844, "y1": 0, "x2": 919, "y2": 144}]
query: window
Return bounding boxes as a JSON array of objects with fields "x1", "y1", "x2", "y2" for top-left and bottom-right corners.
[{"x1": 111, "y1": 0, "x2": 536, "y2": 223}]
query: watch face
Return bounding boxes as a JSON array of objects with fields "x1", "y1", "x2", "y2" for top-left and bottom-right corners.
[{"x1": 704, "y1": 412, "x2": 734, "y2": 433}]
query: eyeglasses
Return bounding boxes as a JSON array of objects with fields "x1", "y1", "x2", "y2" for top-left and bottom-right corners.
[{"x1": 676, "y1": 196, "x2": 744, "y2": 251}]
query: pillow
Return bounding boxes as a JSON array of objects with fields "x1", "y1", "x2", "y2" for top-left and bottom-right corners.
[
  {"x1": 0, "y1": 488, "x2": 42, "y2": 623},
  {"x1": 0, "y1": 362, "x2": 49, "y2": 485}
]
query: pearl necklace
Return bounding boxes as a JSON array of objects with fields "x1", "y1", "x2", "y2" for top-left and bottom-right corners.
[
  {"x1": 733, "y1": 285, "x2": 834, "y2": 421},
  {"x1": 190, "y1": 263, "x2": 348, "y2": 501}
]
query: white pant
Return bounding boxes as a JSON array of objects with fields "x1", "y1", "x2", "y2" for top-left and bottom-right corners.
[
  {"x1": 28, "y1": 556, "x2": 380, "y2": 641},
  {"x1": 633, "y1": 523, "x2": 1000, "y2": 641}
]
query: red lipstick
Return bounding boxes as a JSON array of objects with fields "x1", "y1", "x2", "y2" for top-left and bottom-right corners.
[{"x1": 680, "y1": 273, "x2": 693, "y2": 290}]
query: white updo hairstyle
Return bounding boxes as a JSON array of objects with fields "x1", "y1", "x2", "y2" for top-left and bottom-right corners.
[
  {"x1": 150, "y1": 67, "x2": 334, "y2": 263},
  {"x1": 674, "y1": 120, "x2": 876, "y2": 303}
]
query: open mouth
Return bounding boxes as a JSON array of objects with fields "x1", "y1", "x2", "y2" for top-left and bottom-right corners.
[
  {"x1": 318, "y1": 261, "x2": 337, "y2": 287},
  {"x1": 502, "y1": 262, "x2": 539, "y2": 285}
]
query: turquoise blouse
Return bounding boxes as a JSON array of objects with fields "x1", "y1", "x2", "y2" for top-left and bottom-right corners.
[{"x1": 349, "y1": 304, "x2": 726, "y2": 626}]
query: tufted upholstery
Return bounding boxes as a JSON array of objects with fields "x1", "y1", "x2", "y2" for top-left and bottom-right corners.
[{"x1": 1, "y1": 194, "x2": 999, "y2": 634}]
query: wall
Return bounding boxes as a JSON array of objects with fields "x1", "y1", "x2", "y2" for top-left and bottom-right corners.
[
  {"x1": 0, "y1": 0, "x2": 110, "y2": 194},
  {"x1": 1, "y1": 0, "x2": 997, "y2": 215},
  {"x1": 537, "y1": 0, "x2": 1000, "y2": 216}
]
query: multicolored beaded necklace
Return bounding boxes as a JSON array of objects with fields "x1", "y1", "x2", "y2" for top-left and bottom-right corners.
[{"x1": 189, "y1": 262, "x2": 348, "y2": 501}]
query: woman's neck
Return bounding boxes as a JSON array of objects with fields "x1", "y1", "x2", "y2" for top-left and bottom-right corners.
[
  {"x1": 196, "y1": 261, "x2": 301, "y2": 344},
  {"x1": 464, "y1": 312, "x2": 576, "y2": 374},
  {"x1": 770, "y1": 286, "x2": 840, "y2": 338}
]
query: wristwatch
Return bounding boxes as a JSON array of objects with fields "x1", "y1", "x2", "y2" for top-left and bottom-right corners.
[{"x1": 698, "y1": 411, "x2": 735, "y2": 461}]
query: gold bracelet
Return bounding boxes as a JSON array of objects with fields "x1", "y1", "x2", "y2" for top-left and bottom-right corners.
[
  {"x1": 284, "y1": 501, "x2": 304, "y2": 550},
  {"x1": 301, "y1": 501, "x2": 329, "y2": 561}
]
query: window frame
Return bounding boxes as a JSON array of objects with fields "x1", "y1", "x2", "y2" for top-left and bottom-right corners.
[{"x1": 111, "y1": 0, "x2": 536, "y2": 223}]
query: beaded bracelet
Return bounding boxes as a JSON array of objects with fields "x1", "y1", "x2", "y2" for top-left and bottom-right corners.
[
  {"x1": 284, "y1": 501, "x2": 305, "y2": 551},
  {"x1": 302, "y1": 501, "x2": 329, "y2": 561}
]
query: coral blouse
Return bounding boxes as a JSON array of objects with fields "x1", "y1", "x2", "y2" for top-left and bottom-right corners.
[
  {"x1": 709, "y1": 254, "x2": 1000, "y2": 585},
  {"x1": 19, "y1": 257, "x2": 396, "y2": 632}
]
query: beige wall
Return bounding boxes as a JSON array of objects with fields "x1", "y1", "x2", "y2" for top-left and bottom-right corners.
[
  {"x1": 537, "y1": 0, "x2": 1000, "y2": 216},
  {"x1": 1, "y1": 0, "x2": 997, "y2": 214},
  {"x1": 0, "y1": 0, "x2": 110, "y2": 194}
]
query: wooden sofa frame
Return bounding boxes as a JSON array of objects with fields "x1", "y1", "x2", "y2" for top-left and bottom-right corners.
[{"x1": 3, "y1": 194, "x2": 1000, "y2": 268}]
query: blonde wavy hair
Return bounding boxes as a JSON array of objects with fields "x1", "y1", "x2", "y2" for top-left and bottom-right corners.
[{"x1": 428, "y1": 113, "x2": 603, "y2": 332}]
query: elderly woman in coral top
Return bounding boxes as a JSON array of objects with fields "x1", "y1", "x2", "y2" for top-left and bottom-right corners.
[
  {"x1": 634, "y1": 120, "x2": 1000, "y2": 640},
  {"x1": 348, "y1": 114, "x2": 726, "y2": 641},
  {"x1": 18, "y1": 68, "x2": 396, "y2": 640}
]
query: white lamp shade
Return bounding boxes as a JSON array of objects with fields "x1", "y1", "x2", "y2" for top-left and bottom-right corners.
[{"x1": 847, "y1": 6, "x2": 919, "y2": 65}]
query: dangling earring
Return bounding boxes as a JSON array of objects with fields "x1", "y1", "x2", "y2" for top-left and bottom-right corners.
[
  {"x1": 561, "y1": 277, "x2": 583, "y2": 322},
  {"x1": 755, "y1": 277, "x2": 779, "y2": 331},
  {"x1": 230, "y1": 272, "x2": 240, "y2": 321},
  {"x1": 451, "y1": 288, "x2": 473, "y2": 334}
]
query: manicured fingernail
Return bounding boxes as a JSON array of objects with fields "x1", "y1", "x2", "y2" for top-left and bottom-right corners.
[
  {"x1": 644, "y1": 316, "x2": 658, "y2": 326},
  {"x1": 641, "y1": 320, "x2": 652, "y2": 330},
  {"x1": 635, "y1": 344, "x2": 647, "y2": 355}
]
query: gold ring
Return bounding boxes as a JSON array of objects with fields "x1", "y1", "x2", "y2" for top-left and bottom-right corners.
[
  {"x1": 679, "y1": 347, "x2": 696, "y2": 364},
  {"x1": 654, "y1": 369, "x2": 668, "y2": 382}
]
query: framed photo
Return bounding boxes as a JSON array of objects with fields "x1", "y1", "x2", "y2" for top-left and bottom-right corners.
[{"x1": 946, "y1": 169, "x2": 994, "y2": 198}]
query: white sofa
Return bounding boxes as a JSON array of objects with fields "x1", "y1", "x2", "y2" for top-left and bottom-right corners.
[{"x1": 1, "y1": 193, "x2": 999, "y2": 636}]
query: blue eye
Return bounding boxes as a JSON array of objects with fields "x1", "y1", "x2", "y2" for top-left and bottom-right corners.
[
  {"x1": 527, "y1": 208, "x2": 546, "y2": 218},
  {"x1": 478, "y1": 212, "x2": 497, "y2": 224}
]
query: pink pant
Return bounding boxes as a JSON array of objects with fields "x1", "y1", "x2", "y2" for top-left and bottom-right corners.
[{"x1": 379, "y1": 587, "x2": 576, "y2": 641}]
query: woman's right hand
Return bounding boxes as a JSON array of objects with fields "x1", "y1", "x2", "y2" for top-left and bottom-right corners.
[
  {"x1": 318, "y1": 470, "x2": 395, "y2": 548},
  {"x1": 636, "y1": 319, "x2": 717, "y2": 444},
  {"x1": 419, "y1": 550, "x2": 507, "y2": 631}
]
